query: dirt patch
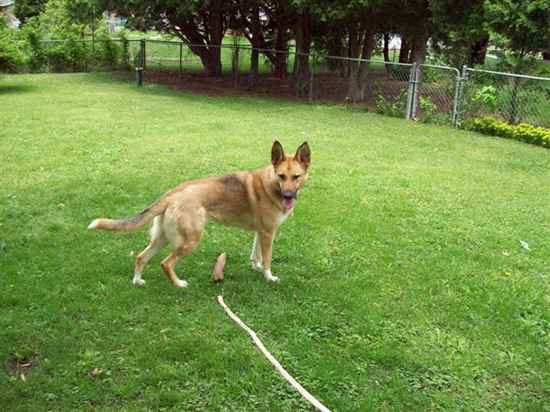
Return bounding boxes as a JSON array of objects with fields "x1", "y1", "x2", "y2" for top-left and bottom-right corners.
[
  {"x1": 5, "y1": 353, "x2": 38, "y2": 379},
  {"x1": 114, "y1": 68, "x2": 453, "y2": 117}
]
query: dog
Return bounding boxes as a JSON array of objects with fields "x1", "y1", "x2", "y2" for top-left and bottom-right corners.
[{"x1": 88, "y1": 141, "x2": 311, "y2": 288}]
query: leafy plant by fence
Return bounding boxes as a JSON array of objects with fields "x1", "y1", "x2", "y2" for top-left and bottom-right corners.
[{"x1": 460, "y1": 68, "x2": 550, "y2": 128}]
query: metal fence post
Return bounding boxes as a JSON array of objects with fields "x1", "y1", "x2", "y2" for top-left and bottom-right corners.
[
  {"x1": 179, "y1": 42, "x2": 183, "y2": 79},
  {"x1": 141, "y1": 39, "x2": 146, "y2": 70},
  {"x1": 136, "y1": 39, "x2": 145, "y2": 86},
  {"x1": 232, "y1": 43, "x2": 240, "y2": 89},
  {"x1": 405, "y1": 62, "x2": 417, "y2": 120},
  {"x1": 451, "y1": 69, "x2": 462, "y2": 126},
  {"x1": 453, "y1": 65, "x2": 469, "y2": 126},
  {"x1": 308, "y1": 52, "x2": 315, "y2": 103},
  {"x1": 123, "y1": 38, "x2": 129, "y2": 69}
]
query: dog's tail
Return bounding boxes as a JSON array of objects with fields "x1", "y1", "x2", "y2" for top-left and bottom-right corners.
[{"x1": 88, "y1": 199, "x2": 166, "y2": 232}]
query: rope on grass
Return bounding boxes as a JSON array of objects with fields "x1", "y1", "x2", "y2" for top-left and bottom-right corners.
[{"x1": 217, "y1": 295, "x2": 331, "y2": 412}]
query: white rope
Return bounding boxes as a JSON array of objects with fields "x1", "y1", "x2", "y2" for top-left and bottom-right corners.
[{"x1": 217, "y1": 296, "x2": 331, "y2": 412}]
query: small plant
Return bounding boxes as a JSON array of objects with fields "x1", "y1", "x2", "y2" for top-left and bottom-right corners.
[
  {"x1": 472, "y1": 85, "x2": 497, "y2": 111},
  {"x1": 375, "y1": 89, "x2": 407, "y2": 118},
  {"x1": 418, "y1": 96, "x2": 438, "y2": 123}
]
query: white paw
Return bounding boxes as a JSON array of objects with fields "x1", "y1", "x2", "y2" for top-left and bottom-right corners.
[
  {"x1": 132, "y1": 277, "x2": 146, "y2": 286},
  {"x1": 251, "y1": 260, "x2": 263, "y2": 272},
  {"x1": 174, "y1": 279, "x2": 188, "y2": 289},
  {"x1": 263, "y1": 270, "x2": 280, "y2": 283},
  {"x1": 266, "y1": 275, "x2": 280, "y2": 283}
]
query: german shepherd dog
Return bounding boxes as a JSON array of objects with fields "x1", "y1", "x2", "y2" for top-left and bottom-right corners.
[{"x1": 88, "y1": 141, "x2": 311, "y2": 288}]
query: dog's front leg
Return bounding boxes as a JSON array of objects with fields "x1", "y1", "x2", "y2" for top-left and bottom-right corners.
[
  {"x1": 250, "y1": 232, "x2": 264, "y2": 272},
  {"x1": 259, "y1": 231, "x2": 279, "y2": 283}
]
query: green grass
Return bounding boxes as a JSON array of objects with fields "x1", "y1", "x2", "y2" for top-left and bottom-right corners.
[{"x1": 1, "y1": 73, "x2": 549, "y2": 411}]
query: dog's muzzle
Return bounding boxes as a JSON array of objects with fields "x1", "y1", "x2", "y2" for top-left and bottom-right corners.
[{"x1": 282, "y1": 191, "x2": 297, "y2": 209}]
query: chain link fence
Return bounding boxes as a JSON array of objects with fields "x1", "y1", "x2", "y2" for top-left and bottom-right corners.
[
  {"x1": 35, "y1": 38, "x2": 550, "y2": 129},
  {"x1": 460, "y1": 68, "x2": 550, "y2": 128},
  {"x1": 36, "y1": 39, "x2": 131, "y2": 72}
]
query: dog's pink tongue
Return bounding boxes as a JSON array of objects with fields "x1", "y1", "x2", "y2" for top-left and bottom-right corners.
[{"x1": 283, "y1": 197, "x2": 295, "y2": 209}]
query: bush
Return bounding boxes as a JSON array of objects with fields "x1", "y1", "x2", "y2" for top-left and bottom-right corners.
[
  {"x1": 21, "y1": 18, "x2": 47, "y2": 71},
  {"x1": 375, "y1": 89, "x2": 407, "y2": 118},
  {"x1": 0, "y1": 21, "x2": 25, "y2": 72},
  {"x1": 418, "y1": 96, "x2": 440, "y2": 123},
  {"x1": 44, "y1": 36, "x2": 89, "y2": 72},
  {"x1": 464, "y1": 117, "x2": 550, "y2": 149}
]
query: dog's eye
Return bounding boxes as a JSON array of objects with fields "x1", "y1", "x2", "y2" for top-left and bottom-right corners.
[
  {"x1": 278, "y1": 174, "x2": 286, "y2": 181},
  {"x1": 293, "y1": 175, "x2": 301, "y2": 180}
]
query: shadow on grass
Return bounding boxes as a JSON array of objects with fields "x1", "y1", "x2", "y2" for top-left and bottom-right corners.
[
  {"x1": 0, "y1": 84, "x2": 38, "y2": 94},
  {"x1": 89, "y1": 71, "x2": 316, "y2": 111}
]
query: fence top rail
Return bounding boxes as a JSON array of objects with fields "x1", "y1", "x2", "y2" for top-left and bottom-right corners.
[
  {"x1": 420, "y1": 63, "x2": 460, "y2": 76},
  {"x1": 323, "y1": 54, "x2": 414, "y2": 68},
  {"x1": 42, "y1": 39, "x2": 120, "y2": 43},
  {"x1": 466, "y1": 67, "x2": 550, "y2": 82}
]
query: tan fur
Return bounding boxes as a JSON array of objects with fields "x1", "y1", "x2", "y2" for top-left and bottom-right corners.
[{"x1": 88, "y1": 141, "x2": 311, "y2": 288}]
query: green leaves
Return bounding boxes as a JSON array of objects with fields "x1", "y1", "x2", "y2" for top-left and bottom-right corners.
[
  {"x1": 465, "y1": 116, "x2": 550, "y2": 148},
  {"x1": 484, "y1": 0, "x2": 550, "y2": 56}
]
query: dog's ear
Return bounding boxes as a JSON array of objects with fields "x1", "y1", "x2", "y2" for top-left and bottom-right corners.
[
  {"x1": 295, "y1": 142, "x2": 311, "y2": 169},
  {"x1": 271, "y1": 141, "x2": 286, "y2": 166}
]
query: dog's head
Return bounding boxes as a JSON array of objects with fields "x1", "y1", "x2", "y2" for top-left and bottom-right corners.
[{"x1": 271, "y1": 141, "x2": 311, "y2": 210}]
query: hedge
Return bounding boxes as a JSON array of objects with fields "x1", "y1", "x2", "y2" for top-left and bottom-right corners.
[{"x1": 464, "y1": 117, "x2": 550, "y2": 149}]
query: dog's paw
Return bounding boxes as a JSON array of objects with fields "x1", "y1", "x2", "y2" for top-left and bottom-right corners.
[
  {"x1": 263, "y1": 270, "x2": 280, "y2": 283},
  {"x1": 251, "y1": 260, "x2": 263, "y2": 272},
  {"x1": 267, "y1": 275, "x2": 280, "y2": 283},
  {"x1": 174, "y1": 279, "x2": 188, "y2": 289},
  {"x1": 132, "y1": 278, "x2": 146, "y2": 287}
]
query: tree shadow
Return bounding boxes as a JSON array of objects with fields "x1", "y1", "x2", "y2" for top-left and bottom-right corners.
[{"x1": 0, "y1": 84, "x2": 38, "y2": 94}]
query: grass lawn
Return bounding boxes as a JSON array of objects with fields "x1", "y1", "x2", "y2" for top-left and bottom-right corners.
[{"x1": 1, "y1": 73, "x2": 549, "y2": 411}]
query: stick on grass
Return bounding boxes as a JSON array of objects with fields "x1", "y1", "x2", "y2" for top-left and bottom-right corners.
[{"x1": 217, "y1": 295, "x2": 331, "y2": 412}]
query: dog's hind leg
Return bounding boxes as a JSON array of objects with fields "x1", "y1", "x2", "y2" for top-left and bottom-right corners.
[
  {"x1": 250, "y1": 232, "x2": 263, "y2": 272},
  {"x1": 133, "y1": 217, "x2": 167, "y2": 286},
  {"x1": 160, "y1": 206, "x2": 205, "y2": 288},
  {"x1": 160, "y1": 237, "x2": 201, "y2": 288}
]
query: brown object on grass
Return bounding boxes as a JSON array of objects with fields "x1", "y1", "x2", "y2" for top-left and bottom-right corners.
[{"x1": 212, "y1": 253, "x2": 226, "y2": 282}]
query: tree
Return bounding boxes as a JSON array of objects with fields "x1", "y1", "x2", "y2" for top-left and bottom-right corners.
[
  {"x1": 431, "y1": 0, "x2": 488, "y2": 67},
  {"x1": 103, "y1": 0, "x2": 234, "y2": 76},
  {"x1": 14, "y1": 0, "x2": 48, "y2": 25},
  {"x1": 484, "y1": 0, "x2": 550, "y2": 62}
]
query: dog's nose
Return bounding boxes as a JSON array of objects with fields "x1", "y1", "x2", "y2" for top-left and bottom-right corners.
[{"x1": 282, "y1": 191, "x2": 297, "y2": 199}]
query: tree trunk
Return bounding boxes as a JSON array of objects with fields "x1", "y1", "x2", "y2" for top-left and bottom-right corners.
[
  {"x1": 274, "y1": 24, "x2": 287, "y2": 78},
  {"x1": 543, "y1": 51, "x2": 550, "y2": 61},
  {"x1": 346, "y1": 24, "x2": 363, "y2": 102},
  {"x1": 206, "y1": 0, "x2": 224, "y2": 77},
  {"x1": 383, "y1": 33, "x2": 390, "y2": 62},
  {"x1": 358, "y1": 33, "x2": 376, "y2": 100},
  {"x1": 399, "y1": 36, "x2": 411, "y2": 63},
  {"x1": 411, "y1": 35, "x2": 427, "y2": 65},
  {"x1": 250, "y1": 5, "x2": 261, "y2": 83},
  {"x1": 410, "y1": 34, "x2": 428, "y2": 119},
  {"x1": 294, "y1": 9, "x2": 312, "y2": 96},
  {"x1": 468, "y1": 35, "x2": 489, "y2": 66}
]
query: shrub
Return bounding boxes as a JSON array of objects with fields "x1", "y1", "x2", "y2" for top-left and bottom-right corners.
[
  {"x1": 375, "y1": 89, "x2": 407, "y2": 118},
  {"x1": 418, "y1": 96, "x2": 443, "y2": 123},
  {"x1": 0, "y1": 21, "x2": 25, "y2": 72},
  {"x1": 94, "y1": 31, "x2": 120, "y2": 69},
  {"x1": 472, "y1": 86, "x2": 497, "y2": 111},
  {"x1": 464, "y1": 117, "x2": 550, "y2": 149},
  {"x1": 21, "y1": 18, "x2": 47, "y2": 71},
  {"x1": 45, "y1": 36, "x2": 89, "y2": 72}
]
